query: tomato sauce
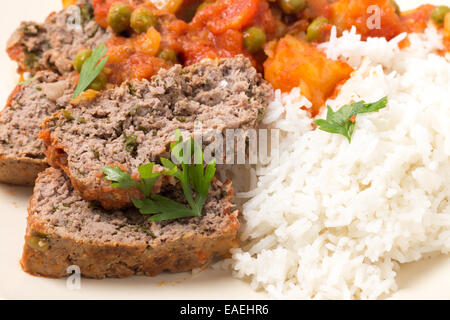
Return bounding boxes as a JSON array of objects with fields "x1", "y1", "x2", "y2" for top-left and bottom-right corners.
[
  {"x1": 401, "y1": 4, "x2": 435, "y2": 33},
  {"x1": 302, "y1": 0, "x2": 332, "y2": 20},
  {"x1": 105, "y1": 36, "x2": 171, "y2": 84},
  {"x1": 92, "y1": 0, "x2": 276, "y2": 83},
  {"x1": 92, "y1": 0, "x2": 146, "y2": 28},
  {"x1": 165, "y1": 0, "x2": 276, "y2": 65},
  {"x1": 90, "y1": 0, "x2": 448, "y2": 113}
]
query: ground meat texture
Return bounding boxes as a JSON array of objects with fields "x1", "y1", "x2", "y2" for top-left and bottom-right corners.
[
  {"x1": 42, "y1": 56, "x2": 272, "y2": 209},
  {"x1": 0, "y1": 72, "x2": 75, "y2": 185},
  {"x1": 7, "y1": 0, "x2": 111, "y2": 75},
  {"x1": 21, "y1": 168, "x2": 240, "y2": 279}
]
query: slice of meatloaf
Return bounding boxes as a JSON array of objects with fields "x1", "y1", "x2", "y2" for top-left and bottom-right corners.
[
  {"x1": 41, "y1": 56, "x2": 272, "y2": 209},
  {"x1": 0, "y1": 72, "x2": 75, "y2": 185},
  {"x1": 21, "y1": 168, "x2": 240, "y2": 279},
  {"x1": 7, "y1": 0, "x2": 111, "y2": 75}
]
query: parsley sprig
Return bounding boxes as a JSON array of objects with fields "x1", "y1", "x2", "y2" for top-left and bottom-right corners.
[
  {"x1": 102, "y1": 130, "x2": 216, "y2": 222},
  {"x1": 314, "y1": 97, "x2": 388, "y2": 143},
  {"x1": 73, "y1": 43, "x2": 108, "y2": 98}
]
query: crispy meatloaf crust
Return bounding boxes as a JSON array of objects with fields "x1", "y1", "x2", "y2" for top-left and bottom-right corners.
[
  {"x1": 41, "y1": 56, "x2": 272, "y2": 209},
  {"x1": 0, "y1": 72, "x2": 75, "y2": 185},
  {"x1": 7, "y1": 0, "x2": 111, "y2": 75},
  {"x1": 21, "y1": 168, "x2": 239, "y2": 279}
]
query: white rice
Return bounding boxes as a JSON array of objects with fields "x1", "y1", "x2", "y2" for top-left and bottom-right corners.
[{"x1": 220, "y1": 26, "x2": 450, "y2": 299}]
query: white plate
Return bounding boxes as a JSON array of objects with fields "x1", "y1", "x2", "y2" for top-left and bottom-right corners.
[{"x1": 0, "y1": 0, "x2": 449, "y2": 300}]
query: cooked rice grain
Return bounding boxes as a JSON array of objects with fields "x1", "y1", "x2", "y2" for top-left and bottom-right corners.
[{"x1": 221, "y1": 27, "x2": 450, "y2": 299}]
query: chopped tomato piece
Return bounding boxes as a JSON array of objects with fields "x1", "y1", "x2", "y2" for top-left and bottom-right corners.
[
  {"x1": 192, "y1": 0, "x2": 259, "y2": 34},
  {"x1": 92, "y1": 0, "x2": 115, "y2": 28}
]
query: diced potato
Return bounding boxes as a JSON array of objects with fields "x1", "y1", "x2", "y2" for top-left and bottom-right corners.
[
  {"x1": 135, "y1": 27, "x2": 161, "y2": 56},
  {"x1": 444, "y1": 12, "x2": 450, "y2": 37},
  {"x1": 264, "y1": 35, "x2": 353, "y2": 115},
  {"x1": 331, "y1": 0, "x2": 405, "y2": 40},
  {"x1": 107, "y1": 44, "x2": 133, "y2": 63},
  {"x1": 62, "y1": 0, "x2": 77, "y2": 8},
  {"x1": 70, "y1": 89, "x2": 99, "y2": 105},
  {"x1": 162, "y1": 0, "x2": 184, "y2": 13}
]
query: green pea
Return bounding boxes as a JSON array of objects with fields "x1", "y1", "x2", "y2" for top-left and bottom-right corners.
[
  {"x1": 243, "y1": 27, "x2": 266, "y2": 53},
  {"x1": 430, "y1": 5, "x2": 450, "y2": 25},
  {"x1": 27, "y1": 235, "x2": 50, "y2": 251},
  {"x1": 107, "y1": 2, "x2": 132, "y2": 33},
  {"x1": 390, "y1": 0, "x2": 400, "y2": 15},
  {"x1": 88, "y1": 72, "x2": 107, "y2": 91},
  {"x1": 278, "y1": 0, "x2": 306, "y2": 15},
  {"x1": 158, "y1": 49, "x2": 178, "y2": 63},
  {"x1": 306, "y1": 17, "x2": 329, "y2": 42},
  {"x1": 130, "y1": 7, "x2": 157, "y2": 33},
  {"x1": 73, "y1": 49, "x2": 92, "y2": 72}
]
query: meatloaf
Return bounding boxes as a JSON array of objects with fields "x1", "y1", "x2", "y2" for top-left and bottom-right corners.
[
  {"x1": 7, "y1": 0, "x2": 111, "y2": 75},
  {"x1": 41, "y1": 56, "x2": 272, "y2": 209},
  {"x1": 21, "y1": 168, "x2": 239, "y2": 278},
  {"x1": 0, "y1": 72, "x2": 75, "y2": 185}
]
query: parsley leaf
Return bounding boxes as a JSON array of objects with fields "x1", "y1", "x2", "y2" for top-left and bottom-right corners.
[
  {"x1": 102, "y1": 166, "x2": 139, "y2": 190},
  {"x1": 137, "y1": 163, "x2": 169, "y2": 197},
  {"x1": 73, "y1": 43, "x2": 108, "y2": 98},
  {"x1": 314, "y1": 97, "x2": 388, "y2": 143},
  {"x1": 102, "y1": 130, "x2": 216, "y2": 222},
  {"x1": 132, "y1": 196, "x2": 195, "y2": 221},
  {"x1": 154, "y1": 132, "x2": 216, "y2": 221}
]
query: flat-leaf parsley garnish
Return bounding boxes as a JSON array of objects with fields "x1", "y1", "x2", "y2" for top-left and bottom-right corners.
[
  {"x1": 314, "y1": 96, "x2": 388, "y2": 143},
  {"x1": 102, "y1": 130, "x2": 216, "y2": 222},
  {"x1": 73, "y1": 43, "x2": 108, "y2": 98}
]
